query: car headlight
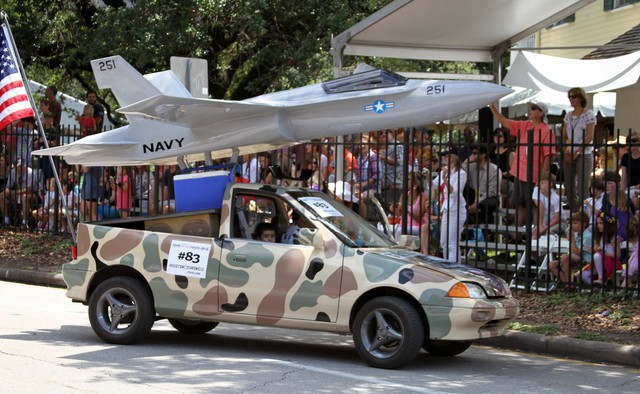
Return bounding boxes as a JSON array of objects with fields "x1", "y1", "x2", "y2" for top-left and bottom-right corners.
[
  {"x1": 446, "y1": 282, "x2": 487, "y2": 299},
  {"x1": 464, "y1": 283, "x2": 487, "y2": 299}
]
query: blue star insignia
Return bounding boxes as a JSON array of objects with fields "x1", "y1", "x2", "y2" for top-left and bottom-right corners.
[{"x1": 364, "y1": 99, "x2": 395, "y2": 114}]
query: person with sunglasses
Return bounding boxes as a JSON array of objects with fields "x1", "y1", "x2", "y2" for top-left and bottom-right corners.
[
  {"x1": 489, "y1": 101, "x2": 556, "y2": 228},
  {"x1": 563, "y1": 87, "x2": 596, "y2": 212}
]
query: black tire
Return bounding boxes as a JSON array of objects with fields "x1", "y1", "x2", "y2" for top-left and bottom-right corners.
[
  {"x1": 422, "y1": 339, "x2": 473, "y2": 356},
  {"x1": 168, "y1": 318, "x2": 219, "y2": 335},
  {"x1": 352, "y1": 296, "x2": 424, "y2": 369},
  {"x1": 88, "y1": 277, "x2": 155, "y2": 344}
]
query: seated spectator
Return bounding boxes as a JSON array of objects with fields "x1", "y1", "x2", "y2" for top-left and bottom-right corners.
[
  {"x1": 549, "y1": 211, "x2": 592, "y2": 286},
  {"x1": 0, "y1": 155, "x2": 12, "y2": 225},
  {"x1": 254, "y1": 222, "x2": 276, "y2": 242},
  {"x1": 394, "y1": 172, "x2": 427, "y2": 240},
  {"x1": 161, "y1": 164, "x2": 179, "y2": 214},
  {"x1": 132, "y1": 165, "x2": 150, "y2": 215},
  {"x1": 462, "y1": 143, "x2": 501, "y2": 225},
  {"x1": 4, "y1": 159, "x2": 38, "y2": 229},
  {"x1": 584, "y1": 177, "x2": 604, "y2": 227},
  {"x1": 32, "y1": 177, "x2": 56, "y2": 230},
  {"x1": 52, "y1": 180, "x2": 79, "y2": 233},
  {"x1": 419, "y1": 195, "x2": 440, "y2": 255},
  {"x1": 582, "y1": 211, "x2": 622, "y2": 286},
  {"x1": 115, "y1": 167, "x2": 133, "y2": 218},
  {"x1": 98, "y1": 168, "x2": 119, "y2": 220},
  {"x1": 532, "y1": 172, "x2": 565, "y2": 239},
  {"x1": 601, "y1": 171, "x2": 634, "y2": 240},
  {"x1": 621, "y1": 216, "x2": 639, "y2": 288},
  {"x1": 355, "y1": 134, "x2": 380, "y2": 219}
]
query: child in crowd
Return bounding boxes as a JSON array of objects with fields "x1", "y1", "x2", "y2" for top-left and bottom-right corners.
[
  {"x1": 621, "y1": 216, "x2": 639, "y2": 288},
  {"x1": 582, "y1": 211, "x2": 623, "y2": 285},
  {"x1": 550, "y1": 211, "x2": 592, "y2": 286},
  {"x1": 254, "y1": 222, "x2": 276, "y2": 243},
  {"x1": 32, "y1": 177, "x2": 57, "y2": 230},
  {"x1": 432, "y1": 152, "x2": 466, "y2": 262},
  {"x1": 114, "y1": 167, "x2": 132, "y2": 219},
  {"x1": 584, "y1": 177, "x2": 604, "y2": 228},
  {"x1": 54, "y1": 180, "x2": 79, "y2": 233},
  {"x1": 532, "y1": 172, "x2": 565, "y2": 239},
  {"x1": 79, "y1": 104, "x2": 97, "y2": 137}
]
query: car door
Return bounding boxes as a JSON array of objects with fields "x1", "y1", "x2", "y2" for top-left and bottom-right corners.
[{"x1": 219, "y1": 191, "x2": 343, "y2": 324}]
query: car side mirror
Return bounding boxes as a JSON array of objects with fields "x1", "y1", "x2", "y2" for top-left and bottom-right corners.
[
  {"x1": 298, "y1": 227, "x2": 323, "y2": 247},
  {"x1": 396, "y1": 235, "x2": 420, "y2": 251}
]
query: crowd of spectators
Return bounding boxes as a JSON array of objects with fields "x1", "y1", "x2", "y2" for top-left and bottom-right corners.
[{"x1": 0, "y1": 85, "x2": 638, "y2": 290}]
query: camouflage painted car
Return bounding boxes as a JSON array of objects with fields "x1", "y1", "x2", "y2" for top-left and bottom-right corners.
[{"x1": 63, "y1": 183, "x2": 519, "y2": 369}]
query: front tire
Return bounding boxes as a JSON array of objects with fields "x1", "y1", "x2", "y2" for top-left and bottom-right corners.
[
  {"x1": 423, "y1": 339, "x2": 473, "y2": 356},
  {"x1": 168, "y1": 318, "x2": 219, "y2": 335},
  {"x1": 352, "y1": 296, "x2": 424, "y2": 369},
  {"x1": 88, "y1": 277, "x2": 155, "y2": 344}
]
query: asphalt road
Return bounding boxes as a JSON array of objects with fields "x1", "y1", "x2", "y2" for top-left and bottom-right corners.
[{"x1": 1, "y1": 281, "x2": 639, "y2": 393}]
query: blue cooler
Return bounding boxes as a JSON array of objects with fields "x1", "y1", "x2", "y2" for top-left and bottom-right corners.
[{"x1": 174, "y1": 170, "x2": 232, "y2": 212}]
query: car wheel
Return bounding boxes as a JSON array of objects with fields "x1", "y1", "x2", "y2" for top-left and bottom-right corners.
[
  {"x1": 89, "y1": 277, "x2": 155, "y2": 344},
  {"x1": 168, "y1": 318, "x2": 219, "y2": 335},
  {"x1": 422, "y1": 339, "x2": 473, "y2": 356},
  {"x1": 352, "y1": 296, "x2": 424, "y2": 369}
]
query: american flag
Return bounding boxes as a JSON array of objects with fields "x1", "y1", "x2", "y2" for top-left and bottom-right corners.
[{"x1": 0, "y1": 24, "x2": 34, "y2": 131}]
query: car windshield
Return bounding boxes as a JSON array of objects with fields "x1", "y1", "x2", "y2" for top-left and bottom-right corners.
[{"x1": 289, "y1": 190, "x2": 395, "y2": 248}]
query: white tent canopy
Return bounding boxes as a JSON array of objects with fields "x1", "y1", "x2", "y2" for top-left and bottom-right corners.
[
  {"x1": 503, "y1": 50, "x2": 640, "y2": 92},
  {"x1": 332, "y1": 0, "x2": 596, "y2": 79},
  {"x1": 500, "y1": 87, "x2": 616, "y2": 117}
]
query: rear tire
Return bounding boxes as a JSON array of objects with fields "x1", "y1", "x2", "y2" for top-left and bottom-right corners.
[
  {"x1": 88, "y1": 277, "x2": 155, "y2": 344},
  {"x1": 352, "y1": 296, "x2": 424, "y2": 369},
  {"x1": 422, "y1": 339, "x2": 473, "y2": 356},
  {"x1": 168, "y1": 318, "x2": 219, "y2": 335}
]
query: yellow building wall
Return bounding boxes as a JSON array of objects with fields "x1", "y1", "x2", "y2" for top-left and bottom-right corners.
[
  {"x1": 538, "y1": 0, "x2": 640, "y2": 59},
  {"x1": 616, "y1": 87, "x2": 640, "y2": 134}
]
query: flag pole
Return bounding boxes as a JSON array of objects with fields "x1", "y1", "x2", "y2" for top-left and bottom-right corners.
[{"x1": 1, "y1": 12, "x2": 76, "y2": 242}]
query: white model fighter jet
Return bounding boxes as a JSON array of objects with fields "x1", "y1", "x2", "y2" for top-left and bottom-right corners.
[{"x1": 35, "y1": 56, "x2": 512, "y2": 166}]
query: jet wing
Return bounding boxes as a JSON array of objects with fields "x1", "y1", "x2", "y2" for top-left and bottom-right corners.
[{"x1": 117, "y1": 95, "x2": 278, "y2": 129}]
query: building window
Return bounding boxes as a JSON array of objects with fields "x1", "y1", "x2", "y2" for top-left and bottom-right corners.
[
  {"x1": 604, "y1": 0, "x2": 639, "y2": 11},
  {"x1": 548, "y1": 14, "x2": 575, "y2": 28}
]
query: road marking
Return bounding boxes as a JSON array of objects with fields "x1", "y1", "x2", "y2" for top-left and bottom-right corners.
[{"x1": 258, "y1": 358, "x2": 443, "y2": 393}]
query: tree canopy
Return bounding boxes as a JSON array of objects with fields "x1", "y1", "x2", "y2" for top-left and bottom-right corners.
[{"x1": 2, "y1": 1, "x2": 484, "y2": 126}]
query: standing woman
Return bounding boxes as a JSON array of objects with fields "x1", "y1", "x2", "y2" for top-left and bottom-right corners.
[
  {"x1": 563, "y1": 87, "x2": 596, "y2": 211},
  {"x1": 490, "y1": 127, "x2": 515, "y2": 195},
  {"x1": 433, "y1": 152, "x2": 467, "y2": 262}
]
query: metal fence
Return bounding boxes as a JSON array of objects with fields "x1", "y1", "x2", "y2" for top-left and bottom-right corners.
[{"x1": 1, "y1": 123, "x2": 638, "y2": 294}]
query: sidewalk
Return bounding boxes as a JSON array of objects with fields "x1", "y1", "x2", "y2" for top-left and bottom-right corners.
[{"x1": 1, "y1": 267, "x2": 639, "y2": 368}]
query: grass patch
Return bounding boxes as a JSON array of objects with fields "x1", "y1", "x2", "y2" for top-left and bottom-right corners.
[
  {"x1": 20, "y1": 237, "x2": 39, "y2": 256},
  {"x1": 573, "y1": 332, "x2": 606, "y2": 342},
  {"x1": 508, "y1": 322, "x2": 561, "y2": 336}
]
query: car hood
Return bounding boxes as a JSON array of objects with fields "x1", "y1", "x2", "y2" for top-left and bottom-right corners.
[{"x1": 364, "y1": 248, "x2": 511, "y2": 297}]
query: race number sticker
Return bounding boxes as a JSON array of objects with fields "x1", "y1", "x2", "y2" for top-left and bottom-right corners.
[
  {"x1": 300, "y1": 197, "x2": 343, "y2": 218},
  {"x1": 166, "y1": 240, "x2": 212, "y2": 278}
]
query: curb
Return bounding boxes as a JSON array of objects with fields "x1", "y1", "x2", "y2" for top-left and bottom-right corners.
[
  {"x1": 477, "y1": 331, "x2": 640, "y2": 368},
  {"x1": 0, "y1": 268, "x2": 65, "y2": 289},
  {"x1": 1, "y1": 268, "x2": 639, "y2": 368}
]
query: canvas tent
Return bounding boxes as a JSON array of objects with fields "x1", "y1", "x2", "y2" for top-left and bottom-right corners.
[
  {"x1": 502, "y1": 50, "x2": 640, "y2": 128},
  {"x1": 503, "y1": 50, "x2": 640, "y2": 92},
  {"x1": 331, "y1": 0, "x2": 597, "y2": 80}
]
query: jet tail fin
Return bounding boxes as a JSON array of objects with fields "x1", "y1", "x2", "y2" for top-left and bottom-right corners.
[{"x1": 91, "y1": 56, "x2": 163, "y2": 107}]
